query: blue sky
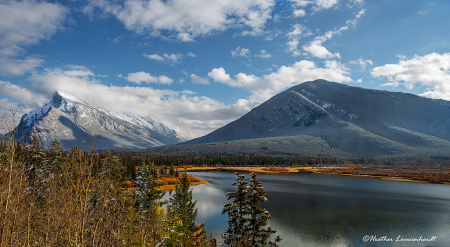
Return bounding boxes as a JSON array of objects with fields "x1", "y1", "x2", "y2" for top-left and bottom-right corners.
[{"x1": 1, "y1": 0, "x2": 450, "y2": 139}]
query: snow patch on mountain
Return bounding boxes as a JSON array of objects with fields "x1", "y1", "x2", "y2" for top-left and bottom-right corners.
[{"x1": 15, "y1": 91, "x2": 184, "y2": 149}]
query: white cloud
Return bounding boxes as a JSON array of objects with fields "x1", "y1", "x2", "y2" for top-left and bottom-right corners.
[
  {"x1": 255, "y1": 50, "x2": 272, "y2": 58},
  {"x1": 286, "y1": 40, "x2": 301, "y2": 56},
  {"x1": 0, "y1": 0, "x2": 67, "y2": 56},
  {"x1": 0, "y1": 81, "x2": 46, "y2": 132},
  {"x1": 177, "y1": 32, "x2": 195, "y2": 42},
  {"x1": 0, "y1": 98, "x2": 36, "y2": 133},
  {"x1": 231, "y1": 47, "x2": 250, "y2": 57},
  {"x1": 349, "y1": 57, "x2": 373, "y2": 69},
  {"x1": 4, "y1": 59, "x2": 352, "y2": 139},
  {"x1": 287, "y1": 24, "x2": 305, "y2": 38},
  {"x1": 397, "y1": 54, "x2": 407, "y2": 60},
  {"x1": 84, "y1": 0, "x2": 275, "y2": 41},
  {"x1": 0, "y1": 80, "x2": 47, "y2": 108},
  {"x1": 301, "y1": 9, "x2": 365, "y2": 59},
  {"x1": 0, "y1": 56, "x2": 44, "y2": 76},
  {"x1": 346, "y1": 9, "x2": 365, "y2": 27},
  {"x1": 21, "y1": 66, "x2": 252, "y2": 139},
  {"x1": 290, "y1": 0, "x2": 340, "y2": 17},
  {"x1": 209, "y1": 60, "x2": 351, "y2": 107},
  {"x1": 371, "y1": 53, "x2": 450, "y2": 100},
  {"x1": 144, "y1": 54, "x2": 164, "y2": 62},
  {"x1": 303, "y1": 44, "x2": 340, "y2": 59},
  {"x1": 285, "y1": 24, "x2": 307, "y2": 56},
  {"x1": 144, "y1": 53, "x2": 183, "y2": 64},
  {"x1": 190, "y1": 74, "x2": 209, "y2": 85},
  {"x1": 293, "y1": 9, "x2": 306, "y2": 17},
  {"x1": 0, "y1": 0, "x2": 67, "y2": 76},
  {"x1": 187, "y1": 52, "x2": 197, "y2": 57},
  {"x1": 124, "y1": 71, "x2": 174, "y2": 85}
]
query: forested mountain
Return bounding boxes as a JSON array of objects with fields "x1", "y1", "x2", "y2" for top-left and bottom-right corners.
[{"x1": 153, "y1": 79, "x2": 450, "y2": 158}]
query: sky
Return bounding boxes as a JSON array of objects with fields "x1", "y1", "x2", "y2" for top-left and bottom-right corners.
[{"x1": 1, "y1": 0, "x2": 450, "y2": 139}]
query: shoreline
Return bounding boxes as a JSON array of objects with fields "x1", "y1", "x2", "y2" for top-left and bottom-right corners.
[
  {"x1": 156, "y1": 180, "x2": 209, "y2": 191},
  {"x1": 185, "y1": 166, "x2": 450, "y2": 185}
]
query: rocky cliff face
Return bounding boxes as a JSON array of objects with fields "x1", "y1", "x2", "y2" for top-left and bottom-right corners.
[{"x1": 15, "y1": 91, "x2": 184, "y2": 149}]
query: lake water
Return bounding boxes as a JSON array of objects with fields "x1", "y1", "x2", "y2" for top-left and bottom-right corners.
[{"x1": 187, "y1": 171, "x2": 450, "y2": 247}]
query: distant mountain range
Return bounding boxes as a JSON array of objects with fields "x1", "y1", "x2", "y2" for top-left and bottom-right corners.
[
  {"x1": 14, "y1": 91, "x2": 184, "y2": 149},
  {"x1": 149, "y1": 79, "x2": 450, "y2": 158}
]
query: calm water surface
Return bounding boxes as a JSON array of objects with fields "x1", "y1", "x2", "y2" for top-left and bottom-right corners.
[{"x1": 187, "y1": 171, "x2": 450, "y2": 247}]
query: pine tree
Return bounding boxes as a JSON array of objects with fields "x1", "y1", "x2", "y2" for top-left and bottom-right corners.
[
  {"x1": 222, "y1": 172, "x2": 251, "y2": 246},
  {"x1": 222, "y1": 172, "x2": 281, "y2": 247},
  {"x1": 247, "y1": 172, "x2": 280, "y2": 246},
  {"x1": 136, "y1": 161, "x2": 165, "y2": 214},
  {"x1": 135, "y1": 160, "x2": 166, "y2": 244},
  {"x1": 169, "y1": 163, "x2": 175, "y2": 176},
  {"x1": 169, "y1": 168, "x2": 200, "y2": 245}
]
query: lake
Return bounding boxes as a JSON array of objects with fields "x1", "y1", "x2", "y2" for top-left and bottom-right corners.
[{"x1": 186, "y1": 171, "x2": 450, "y2": 246}]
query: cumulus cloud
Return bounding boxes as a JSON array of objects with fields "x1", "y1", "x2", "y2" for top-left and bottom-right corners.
[
  {"x1": 187, "y1": 52, "x2": 197, "y2": 57},
  {"x1": 17, "y1": 66, "x2": 253, "y2": 139},
  {"x1": 190, "y1": 74, "x2": 210, "y2": 85},
  {"x1": 371, "y1": 52, "x2": 450, "y2": 100},
  {"x1": 209, "y1": 60, "x2": 351, "y2": 108},
  {"x1": 255, "y1": 50, "x2": 272, "y2": 58},
  {"x1": 124, "y1": 71, "x2": 174, "y2": 85},
  {"x1": 3, "y1": 58, "x2": 353, "y2": 138},
  {"x1": 0, "y1": 0, "x2": 67, "y2": 56},
  {"x1": 231, "y1": 47, "x2": 250, "y2": 57},
  {"x1": 144, "y1": 53, "x2": 183, "y2": 64},
  {"x1": 84, "y1": 0, "x2": 275, "y2": 41},
  {"x1": 303, "y1": 44, "x2": 340, "y2": 59},
  {"x1": 0, "y1": 0, "x2": 67, "y2": 75}
]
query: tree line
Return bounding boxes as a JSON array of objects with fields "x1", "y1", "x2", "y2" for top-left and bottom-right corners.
[{"x1": 112, "y1": 153, "x2": 450, "y2": 171}]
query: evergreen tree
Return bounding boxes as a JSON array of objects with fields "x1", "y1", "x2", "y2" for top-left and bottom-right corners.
[
  {"x1": 169, "y1": 163, "x2": 175, "y2": 176},
  {"x1": 222, "y1": 172, "x2": 281, "y2": 247},
  {"x1": 136, "y1": 161, "x2": 165, "y2": 214},
  {"x1": 222, "y1": 172, "x2": 251, "y2": 246},
  {"x1": 169, "y1": 168, "x2": 200, "y2": 245},
  {"x1": 134, "y1": 160, "x2": 165, "y2": 242},
  {"x1": 247, "y1": 173, "x2": 280, "y2": 246}
]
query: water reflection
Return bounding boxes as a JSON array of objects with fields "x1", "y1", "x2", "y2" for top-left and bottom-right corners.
[{"x1": 189, "y1": 171, "x2": 450, "y2": 246}]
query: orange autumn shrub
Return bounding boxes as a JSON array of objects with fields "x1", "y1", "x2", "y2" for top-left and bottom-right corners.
[{"x1": 121, "y1": 180, "x2": 134, "y2": 188}]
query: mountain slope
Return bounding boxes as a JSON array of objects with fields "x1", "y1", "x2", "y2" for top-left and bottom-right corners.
[
  {"x1": 176, "y1": 79, "x2": 450, "y2": 157},
  {"x1": 15, "y1": 91, "x2": 184, "y2": 149}
]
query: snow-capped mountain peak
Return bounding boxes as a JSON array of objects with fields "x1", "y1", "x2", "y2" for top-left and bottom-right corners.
[{"x1": 15, "y1": 91, "x2": 184, "y2": 149}]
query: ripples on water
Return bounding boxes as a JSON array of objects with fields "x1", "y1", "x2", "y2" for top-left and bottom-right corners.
[{"x1": 188, "y1": 171, "x2": 450, "y2": 247}]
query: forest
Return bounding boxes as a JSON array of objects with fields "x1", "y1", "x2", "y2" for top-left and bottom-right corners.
[{"x1": 0, "y1": 134, "x2": 282, "y2": 246}]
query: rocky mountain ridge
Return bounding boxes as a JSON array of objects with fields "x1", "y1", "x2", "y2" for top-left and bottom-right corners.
[
  {"x1": 14, "y1": 91, "x2": 184, "y2": 149},
  {"x1": 166, "y1": 79, "x2": 450, "y2": 157}
]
